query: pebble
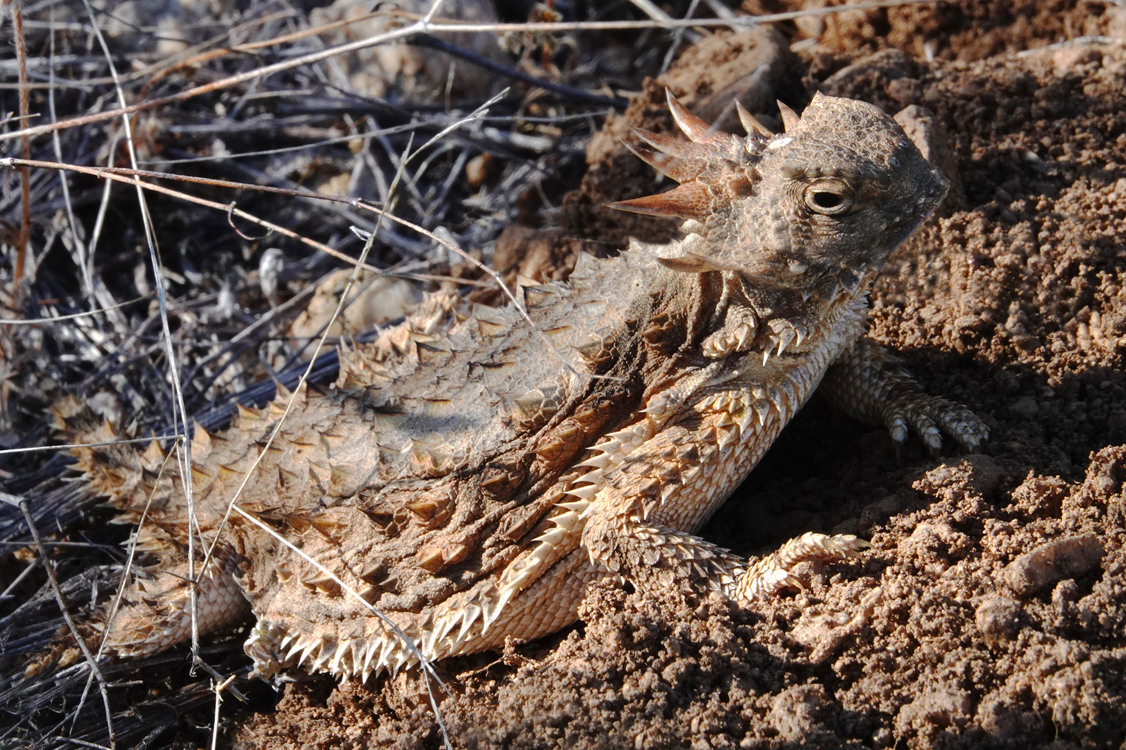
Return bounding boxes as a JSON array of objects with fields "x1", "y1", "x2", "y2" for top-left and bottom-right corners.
[{"x1": 1004, "y1": 534, "x2": 1104, "y2": 597}]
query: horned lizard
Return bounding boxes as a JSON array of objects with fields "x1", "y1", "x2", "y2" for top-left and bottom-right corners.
[{"x1": 19, "y1": 91, "x2": 986, "y2": 684}]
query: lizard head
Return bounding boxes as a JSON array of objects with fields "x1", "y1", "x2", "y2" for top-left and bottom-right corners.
[{"x1": 610, "y1": 90, "x2": 948, "y2": 296}]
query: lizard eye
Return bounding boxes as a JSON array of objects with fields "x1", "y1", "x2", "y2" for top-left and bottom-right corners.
[{"x1": 803, "y1": 179, "x2": 855, "y2": 216}]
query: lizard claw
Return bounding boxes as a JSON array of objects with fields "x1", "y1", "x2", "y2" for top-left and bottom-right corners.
[{"x1": 883, "y1": 393, "x2": 989, "y2": 455}]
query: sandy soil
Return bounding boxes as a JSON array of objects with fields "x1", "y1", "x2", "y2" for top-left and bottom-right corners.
[{"x1": 4, "y1": 1, "x2": 1126, "y2": 748}]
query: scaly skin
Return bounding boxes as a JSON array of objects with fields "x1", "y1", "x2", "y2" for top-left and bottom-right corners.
[{"x1": 28, "y1": 91, "x2": 986, "y2": 683}]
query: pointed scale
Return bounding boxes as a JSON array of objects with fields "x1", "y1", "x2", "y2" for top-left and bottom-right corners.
[
  {"x1": 665, "y1": 90, "x2": 747, "y2": 162},
  {"x1": 777, "y1": 99, "x2": 801, "y2": 133}
]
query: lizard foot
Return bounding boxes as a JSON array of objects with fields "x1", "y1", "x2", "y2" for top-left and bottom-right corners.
[
  {"x1": 820, "y1": 337, "x2": 989, "y2": 455},
  {"x1": 882, "y1": 392, "x2": 989, "y2": 455},
  {"x1": 736, "y1": 532, "x2": 869, "y2": 600}
]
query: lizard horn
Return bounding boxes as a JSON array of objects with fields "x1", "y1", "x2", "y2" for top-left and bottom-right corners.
[
  {"x1": 777, "y1": 100, "x2": 801, "y2": 133},
  {"x1": 606, "y1": 182, "x2": 713, "y2": 220}
]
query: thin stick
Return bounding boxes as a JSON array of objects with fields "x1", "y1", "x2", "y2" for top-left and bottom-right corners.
[
  {"x1": 210, "y1": 674, "x2": 236, "y2": 750},
  {"x1": 0, "y1": 294, "x2": 152, "y2": 325},
  {"x1": 411, "y1": 35, "x2": 626, "y2": 108},
  {"x1": 0, "y1": 435, "x2": 182, "y2": 456},
  {"x1": 0, "y1": 553, "x2": 39, "y2": 601},
  {"x1": 6, "y1": 0, "x2": 30, "y2": 285},
  {"x1": 0, "y1": 157, "x2": 383, "y2": 272},
  {"x1": 93, "y1": 445, "x2": 176, "y2": 667},
  {"x1": 80, "y1": 0, "x2": 204, "y2": 681}
]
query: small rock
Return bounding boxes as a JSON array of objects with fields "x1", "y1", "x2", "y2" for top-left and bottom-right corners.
[
  {"x1": 1052, "y1": 45, "x2": 1102, "y2": 73},
  {"x1": 1004, "y1": 535, "x2": 1105, "y2": 597},
  {"x1": 914, "y1": 455, "x2": 1004, "y2": 503},
  {"x1": 821, "y1": 49, "x2": 918, "y2": 98},
  {"x1": 886, "y1": 77, "x2": 923, "y2": 105},
  {"x1": 308, "y1": 0, "x2": 503, "y2": 102},
  {"x1": 1009, "y1": 474, "x2": 1069, "y2": 517},
  {"x1": 288, "y1": 272, "x2": 421, "y2": 353},
  {"x1": 1008, "y1": 396, "x2": 1039, "y2": 419},
  {"x1": 1052, "y1": 578, "x2": 1080, "y2": 608},
  {"x1": 894, "y1": 105, "x2": 966, "y2": 214},
  {"x1": 896, "y1": 685, "x2": 973, "y2": 734},
  {"x1": 769, "y1": 684, "x2": 831, "y2": 743},
  {"x1": 466, "y1": 153, "x2": 494, "y2": 189},
  {"x1": 975, "y1": 596, "x2": 1022, "y2": 642}
]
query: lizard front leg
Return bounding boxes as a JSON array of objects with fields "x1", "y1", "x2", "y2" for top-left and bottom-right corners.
[
  {"x1": 578, "y1": 402, "x2": 862, "y2": 603},
  {"x1": 819, "y1": 336, "x2": 989, "y2": 453}
]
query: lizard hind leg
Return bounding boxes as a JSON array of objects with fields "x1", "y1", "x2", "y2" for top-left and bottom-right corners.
[
  {"x1": 573, "y1": 425, "x2": 869, "y2": 605},
  {"x1": 99, "y1": 554, "x2": 251, "y2": 662},
  {"x1": 580, "y1": 500, "x2": 867, "y2": 605}
]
